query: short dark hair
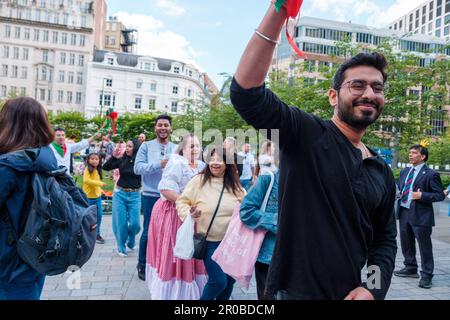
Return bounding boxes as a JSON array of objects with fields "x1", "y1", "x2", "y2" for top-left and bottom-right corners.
[
  {"x1": 0, "y1": 97, "x2": 54, "y2": 153},
  {"x1": 54, "y1": 127, "x2": 65, "y2": 133},
  {"x1": 333, "y1": 52, "x2": 388, "y2": 90},
  {"x1": 410, "y1": 144, "x2": 429, "y2": 162},
  {"x1": 154, "y1": 114, "x2": 172, "y2": 126}
]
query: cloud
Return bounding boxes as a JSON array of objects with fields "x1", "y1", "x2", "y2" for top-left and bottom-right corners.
[
  {"x1": 155, "y1": 0, "x2": 185, "y2": 17},
  {"x1": 366, "y1": 0, "x2": 430, "y2": 27},
  {"x1": 112, "y1": 12, "x2": 202, "y2": 70}
]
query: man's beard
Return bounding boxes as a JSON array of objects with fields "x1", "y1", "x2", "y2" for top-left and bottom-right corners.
[{"x1": 337, "y1": 98, "x2": 381, "y2": 130}]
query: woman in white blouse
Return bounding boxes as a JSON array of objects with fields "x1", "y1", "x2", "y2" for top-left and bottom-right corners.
[{"x1": 145, "y1": 133, "x2": 208, "y2": 300}]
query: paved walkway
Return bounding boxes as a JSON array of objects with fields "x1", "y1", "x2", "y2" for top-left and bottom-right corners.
[{"x1": 41, "y1": 201, "x2": 450, "y2": 300}]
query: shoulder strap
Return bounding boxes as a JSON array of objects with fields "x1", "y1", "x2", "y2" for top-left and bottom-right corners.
[
  {"x1": 204, "y1": 182, "x2": 226, "y2": 238},
  {"x1": 260, "y1": 171, "x2": 275, "y2": 211}
]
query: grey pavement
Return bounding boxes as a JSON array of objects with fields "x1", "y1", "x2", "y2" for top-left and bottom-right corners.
[{"x1": 41, "y1": 200, "x2": 450, "y2": 300}]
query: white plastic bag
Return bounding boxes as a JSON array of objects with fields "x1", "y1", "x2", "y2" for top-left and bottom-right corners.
[{"x1": 173, "y1": 215, "x2": 195, "y2": 260}]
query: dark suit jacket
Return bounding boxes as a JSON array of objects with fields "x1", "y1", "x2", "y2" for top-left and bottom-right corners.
[{"x1": 396, "y1": 164, "x2": 445, "y2": 227}]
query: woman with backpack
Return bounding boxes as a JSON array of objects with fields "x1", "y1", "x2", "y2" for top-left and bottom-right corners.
[
  {"x1": 0, "y1": 97, "x2": 57, "y2": 300},
  {"x1": 103, "y1": 139, "x2": 142, "y2": 257}
]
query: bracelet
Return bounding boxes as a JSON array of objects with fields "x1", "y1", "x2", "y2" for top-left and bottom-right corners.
[{"x1": 254, "y1": 29, "x2": 279, "y2": 45}]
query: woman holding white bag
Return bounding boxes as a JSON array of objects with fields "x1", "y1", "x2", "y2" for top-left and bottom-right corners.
[{"x1": 176, "y1": 147, "x2": 245, "y2": 300}]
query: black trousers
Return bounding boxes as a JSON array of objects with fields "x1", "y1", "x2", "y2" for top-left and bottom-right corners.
[
  {"x1": 255, "y1": 262, "x2": 275, "y2": 300},
  {"x1": 398, "y1": 207, "x2": 434, "y2": 279}
]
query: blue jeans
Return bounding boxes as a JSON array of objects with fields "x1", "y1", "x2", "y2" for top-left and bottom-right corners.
[
  {"x1": 88, "y1": 197, "x2": 103, "y2": 236},
  {"x1": 240, "y1": 178, "x2": 252, "y2": 191},
  {"x1": 112, "y1": 190, "x2": 141, "y2": 254},
  {"x1": 0, "y1": 275, "x2": 45, "y2": 300},
  {"x1": 138, "y1": 195, "x2": 159, "y2": 266},
  {"x1": 200, "y1": 241, "x2": 236, "y2": 300}
]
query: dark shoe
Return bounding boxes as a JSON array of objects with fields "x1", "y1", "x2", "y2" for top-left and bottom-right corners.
[
  {"x1": 96, "y1": 235, "x2": 105, "y2": 244},
  {"x1": 137, "y1": 264, "x2": 145, "y2": 281},
  {"x1": 419, "y1": 278, "x2": 432, "y2": 289},
  {"x1": 393, "y1": 267, "x2": 419, "y2": 278}
]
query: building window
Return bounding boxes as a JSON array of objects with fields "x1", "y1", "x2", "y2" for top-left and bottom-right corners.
[
  {"x1": 5, "y1": 25, "x2": 11, "y2": 38},
  {"x1": 15, "y1": 27, "x2": 21, "y2": 39},
  {"x1": 149, "y1": 98, "x2": 156, "y2": 110},
  {"x1": 23, "y1": 48, "x2": 29, "y2": 60},
  {"x1": 3, "y1": 46, "x2": 9, "y2": 59},
  {"x1": 79, "y1": 35, "x2": 86, "y2": 47},
  {"x1": 43, "y1": 50, "x2": 48, "y2": 63},
  {"x1": 107, "y1": 58, "x2": 114, "y2": 65},
  {"x1": 60, "y1": 52, "x2": 66, "y2": 64},
  {"x1": 99, "y1": 94, "x2": 115, "y2": 107},
  {"x1": 2, "y1": 65, "x2": 8, "y2": 77},
  {"x1": 59, "y1": 70, "x2": 65, "y2": 82},
  {"x1": 71, "y1": 34, "x2": 77, "y2": 46},
  {"x1": 24, "y1": 28, "x2": 30, "y2": 40},
  {"x1": 43, "y1": 30, "x2": 49, "y2": 42},
  {"x1": 174, "y1": 66, "x2": 180, "y2": 74},
  {"x1": 187, "y1": 89, "x2": 192, "y2": 97},
  {"x1": 10, "y1": 86, "x2": 17, "y2": 95},
  {"x1": 68, "y1": 71, "x2": 74, "y2": 84},
  {"x1": 171, "y1": 101, "x2": 178, "y2": 113},
  {"x1": 20, "y1": 87, "x2": 26, "y2": 96},
  {"x1": 136, "y1": 80, "x2": 143, "y2": 89},
  {"x1": 39, "y1": 89, "x2": 46, "y2": 101},
  {"x1": 110, "y1": 37, "x2": 116, "y2": 45},
  {"x1": 437, "y1": 18, "x2": 442, "y2": 28},
  {"x1": 81, "y1": 16, "x2": 87, "y2": 28},
  {"x1": 105, "y1": 78, "x2": 112, "y2": 87},
  {"x1": 13, "y1": 47, "x2": 19, "y2": 59},
  {"x1": 76, "y1": 92, "x2": 82, "y2": 104},
  {"x1": 150, "y1": 82, "x2": 157, "y2": 92},
  {"x1": 21, "y1": 67, "x2": 27, "y2": 79},
  {"x1": 41, "y1": 67, "x2": 47, "y2": 81},
  {"x1": 172, "y1": 86, "x2": 178, "y2": 94},
  {"x1": 78, "y1": 55, "x2": 84, "y2": 66},
  {"x1": 11, "y1": 66, "x2": 18, "y2": 78},
  {"x1": 1, "y1": 85, "x2": 6, "y2": 97},
  {"x1": 69, "y1": 53, "x2": 75, "y2": 65},
  {"x1": 77, "y1": 72, "x2": 83, "y2": 85},
  {"x1": 47, "y1": 89, "x2": 52, "y2": 102},
  {"x1": 34, "y1": 29, "x2": 40, "y2": 41},
  {"x1": 67, "y1": 91, "x2": 72, "y2": 103},
  {"x1": 135, "y1": 97, "x2": 142, "y2": 109},
  {"x1": 188, "y1": 70, "x2": 193, "y2": 77},
  {"x1": 57, "y1": 90, "x2": 63, "y2": 102},
  {"x1": 53, "y1": 31, "x2": 58, "y2": 43},
  {"x1": 62, "y1": 32, "x2": 67, "y2": 44}
]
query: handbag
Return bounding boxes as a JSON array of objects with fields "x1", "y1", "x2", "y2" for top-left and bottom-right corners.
[
  {"x1": 193, "y1": 182, "x2": 225, "y2": 260},
  {"x1": 212, "y1": 171, "x2": 275, "y2": 289},
  {"x1": 173, "y1": 215, "x2": 195, "y2": 260}
]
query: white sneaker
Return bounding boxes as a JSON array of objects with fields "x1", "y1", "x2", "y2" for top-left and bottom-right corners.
[
  {"x1": 126, "y1": 246, "x2": 135, "y2": 253},
  {"x1": 117, "y1": 251, "x2": 128, "y2": 257}
]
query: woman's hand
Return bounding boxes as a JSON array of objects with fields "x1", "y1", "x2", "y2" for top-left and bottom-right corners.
[{"x1": 190, "y1": 206, "x2": 202, "y2": 220}]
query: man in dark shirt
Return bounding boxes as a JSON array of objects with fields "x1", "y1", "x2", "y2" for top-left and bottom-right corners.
[{"x1": 230, "y1": 4, "x2": 397, "y2": 300}]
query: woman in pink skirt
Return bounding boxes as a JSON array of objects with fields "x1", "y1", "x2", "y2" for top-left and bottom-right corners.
[{"x1": 145, "y1": 133, "x2": 208, "y2": 299}]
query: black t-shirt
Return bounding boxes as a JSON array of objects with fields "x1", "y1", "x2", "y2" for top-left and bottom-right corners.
[
  {"x1": 103, "y1": 155, "x2": 141, "y2": 189},
  {"x1": 230, "y1": 78, "x2": 397, "y2": 300}
]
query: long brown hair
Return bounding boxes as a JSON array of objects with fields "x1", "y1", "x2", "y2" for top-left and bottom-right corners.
[
  {"x1": 201, "y1": 147, "x2": 242, "y2": 197},
  {"x1": 0, "y1": 97, "x2": 54, "y2": 154}
]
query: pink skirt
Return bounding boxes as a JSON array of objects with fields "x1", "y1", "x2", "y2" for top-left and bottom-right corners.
[{"x1": 146, "y1": 199, "x2": 208, "y2": 300}]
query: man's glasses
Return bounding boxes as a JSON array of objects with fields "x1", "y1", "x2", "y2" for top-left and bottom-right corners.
[{"x1": 339, "y1": 79, "x2": 385, "y2": 96}]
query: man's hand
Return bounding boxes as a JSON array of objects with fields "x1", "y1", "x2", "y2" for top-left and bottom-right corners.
[
  {"x1": 88, "y1": 131, "x2": 102, "y2": 144},
  {"x1": 344, "y1": 287, "x2": 374, "y2": 300},
  {"x1": 190, "y1": 206, "x2": 202, "y2": 220},
  {"x1": 161, "y1": 159, "x2": 169, "y2": 168},
  {"x1": 412, "y1": 188, "x2": 422, "y2": 200},
  {"x1": 444, "y1": 189, "x2": 449, "y2": 196}
]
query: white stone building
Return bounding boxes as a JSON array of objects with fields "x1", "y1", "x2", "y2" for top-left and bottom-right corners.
[
  {"x1": 84, "y1": 50, "x2": 207, "y2": 118},
  {"x1": 0, "y1": 0, "x2": 104, "y2": 113}
]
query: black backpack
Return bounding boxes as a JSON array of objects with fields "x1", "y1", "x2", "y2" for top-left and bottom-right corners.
[{"x1": 1, "y1": 152, "x2": 98, "y2": 276}]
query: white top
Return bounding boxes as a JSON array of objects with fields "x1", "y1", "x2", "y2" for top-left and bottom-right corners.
[
  {"x1": 238, "y1": 151, "x2": 255, "y2": 180},
  {"x1": 50, "y1": 139, "x2": 90, "y2": 174},
  {"x1": 258, "y1": 154, "x2": 278, "y2": 175},
  {"x1": 158, "y1": 154, "x2": 206, "y2": 200}
]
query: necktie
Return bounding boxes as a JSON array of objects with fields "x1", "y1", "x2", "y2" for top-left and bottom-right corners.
[{"x1": 401, "y1": 168, "x2": 415, "y2": 204}]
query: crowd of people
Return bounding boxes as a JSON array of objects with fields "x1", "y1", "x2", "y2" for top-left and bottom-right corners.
[{"x1": 1, "y1": 4, "x2": 450, "y2": 302}]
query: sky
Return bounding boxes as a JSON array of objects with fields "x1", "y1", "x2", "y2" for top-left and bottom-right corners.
[{"x1": 106, "y1": 0, "x2": 428, "y2": 88}]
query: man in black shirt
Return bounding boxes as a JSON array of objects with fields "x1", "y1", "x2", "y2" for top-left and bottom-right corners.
[{"x1": 230, "y1": 4, "x2": 397, "y2": 300}]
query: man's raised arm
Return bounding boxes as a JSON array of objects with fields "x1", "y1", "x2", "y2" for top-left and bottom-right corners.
[{"x1": 234, "y1": 4, "x2": 287, "y2": 89}]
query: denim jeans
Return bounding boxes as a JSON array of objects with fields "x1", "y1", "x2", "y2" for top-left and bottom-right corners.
[
  {"x1": 200, "y1": 241, "x2": 235, "y2": 300},
  {"x1": 88, "y1": 197, "x2": 103, "y2": 236},
  {"x1": 240, "y1": 179, "x2": 252, "y2": 191},
  {"x1": 138, "y1": 195, "x2": 159, "y2": 267},
  {"x1": 0, "y1": 275, "x2": 45, "y2": 300},
  {"x1": 112, "y1": 190, "x2": 141, "y2": 254}
]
